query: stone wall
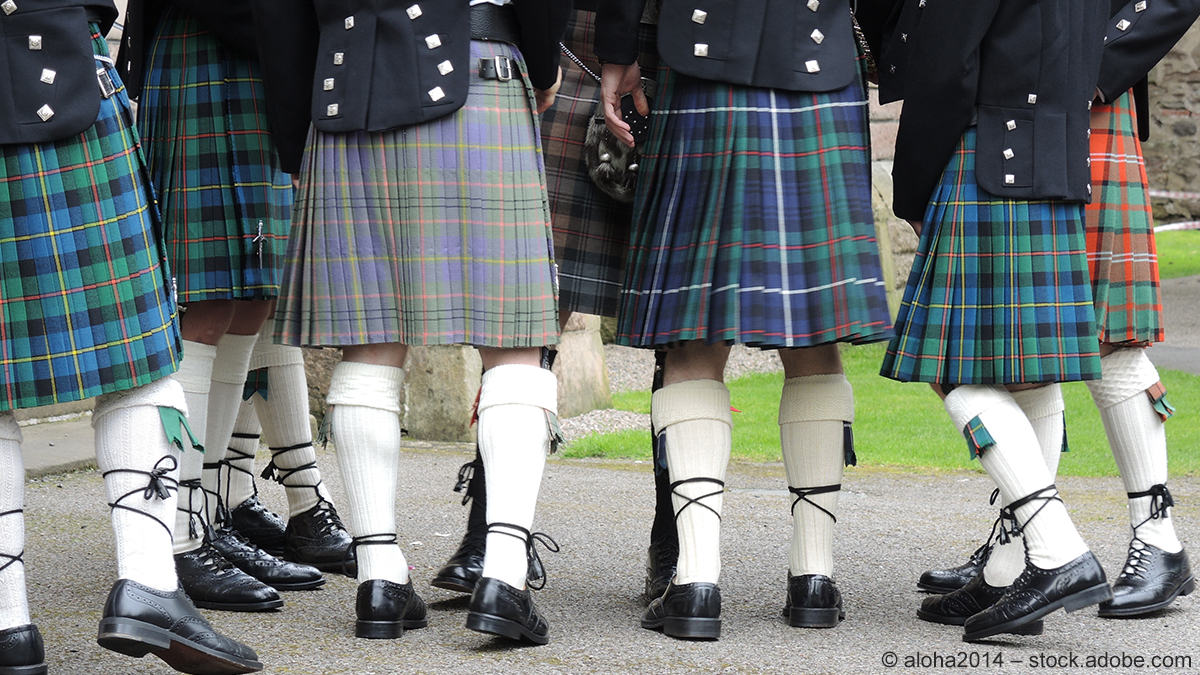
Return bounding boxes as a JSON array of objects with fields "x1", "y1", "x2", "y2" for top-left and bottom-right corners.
[
  {"x1": 1143, "y1": 22, "x2": 1200, "y2": 222},
  {"x1": 869, "y1": 90, "x2": 915, "y2": 316}
]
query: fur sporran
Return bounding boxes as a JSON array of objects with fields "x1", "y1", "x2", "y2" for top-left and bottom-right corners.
[{"x1": 583, "y1": 79, "x2": 653, "y2": 205}]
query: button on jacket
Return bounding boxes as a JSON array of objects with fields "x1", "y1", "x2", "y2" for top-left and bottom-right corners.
[
  {"x1": 596, "y1": 0, "x2": 858, "y2": 93},
  {"x1": 880, "y1": 0, "x2": 1107, "y2": 221},
  {"x1": 0, "y1": 0, "x2": 119, "y2": 145}
]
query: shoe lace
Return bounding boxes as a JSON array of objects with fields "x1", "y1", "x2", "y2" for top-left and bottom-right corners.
[
  {"x1": 0, "y1": 509, "x2": 25, "y2": 575},
  {"x1": 1117, "y1": 484, "x2": 1174, "y2": 579},
  {"x1": 670, "y1": 477, "x2": 725, "y2": 522},
  {"x1": 993, "y1": 485, "x2": 1062, "y2": 547},
  {"x1": 788, "y1": 483, "x2": 840, "y2": 522},
  {"x1": 260, "y1": 441, "x2": 327, "y2": 507},
  {"x1": 308, "y1": 499, "x2": 346, "y2": 537},
  {"x1": 452, "y1": 459, "x2": 482, "y2": 506},
  {"x1": 194, "y1": 539, "x2": 238, "y2": 573},
  {"x1": 346, "y1": 532, "x2": 397, "y2": 576},
  {"x1": 103, "y1": 455, "x2": 179, "y2": 540},
  {"x1": 488, "y1": 522, "x2": 560, "y2": 591},
  {"x1": 220, "y1": 433, "x2": 262, "y2": 503},
  {"x1": 1118, "y1": 539, "x2": 1153, "y2": 579}
]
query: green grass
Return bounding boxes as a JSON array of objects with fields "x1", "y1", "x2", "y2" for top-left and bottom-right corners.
[
  {"x1": 562, "y1": 343, "x2": 1200, "y2": 478},
  {"x1": 1155, "y1": 230, "x2": 1200, "y2": 279}
]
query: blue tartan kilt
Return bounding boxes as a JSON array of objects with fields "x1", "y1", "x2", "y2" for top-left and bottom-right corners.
[
  {"x1": 881, "y1": 129, "x2": 1101, "y2": 385},
  {"x1": 615, "y1": 65, "x2": 893, "y2": 349},
  {"x1": 0, "y1": 29, "x2": 181, "y2": 412}
]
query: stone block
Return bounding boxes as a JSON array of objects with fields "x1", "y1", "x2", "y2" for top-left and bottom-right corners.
[
  {"x1": 554, "y1": 314, "x2": 612, "y2": 419},
  {"x1": 302, "y1": 347, "x2": 341, "y2": 420},
  {"x1": 403, "y1": 345, "x2": 481, "y2": 442}
]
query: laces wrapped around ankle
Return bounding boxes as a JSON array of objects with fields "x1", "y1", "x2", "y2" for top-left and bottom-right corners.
[
  {"x1": 788, "y1": 483, "x2": 840, "y2": 522},
  {"x1": 487, "y1": 522, "x2": 560, "y2": 591},
  {"x1": 346, "y1": 532, "x2": 398, "y2": 576},
  {"x1": 452, "y1": 460, "x2": 480, "y2": 506},
  {"x1": 1128, "y1": 483, "x2": 1174, "y2": 529},
  {"x1": 993, "y1": 485, "x2": 1062, "y2": 546},
  {"x1": 670, "y1": 477, "x2": 725, "y2": 521},
  {"x1": 260, "y1": 442, "x2": 325, "y2": 507},
  {"x1": 177, "y1": 477, "x2": 208, "y2": 541},
  {"x1": 220, "y1": 433, "x2": 261, "y2": 503},
  {"x1": 102, "y1": 455, "x2": 179, "y2": 538},
  {"x1": 0, "y1": 509, "x2": 25, "y2": 574}
]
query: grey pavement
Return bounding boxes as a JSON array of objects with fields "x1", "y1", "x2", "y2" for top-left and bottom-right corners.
[{"x1": 1150, "y1": 274, "x2": 1200, "y2": 376}]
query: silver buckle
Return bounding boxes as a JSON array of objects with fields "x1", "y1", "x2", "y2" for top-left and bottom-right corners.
[{"x1": 480, "y1": 56, "x2": 513, "y2": 82}]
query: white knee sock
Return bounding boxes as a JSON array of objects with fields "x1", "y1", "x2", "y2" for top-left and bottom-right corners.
[
  {"x1": 0, "y1": 413, "x2": 30, "y2": 631},
  {"x1": 223, "y1": 400, "x2": 261, "y2": 509},
  {"x1": 93, "y1": 378, "x2": 187, "y2": 592},
  {"x1": 779, "y1": 374, "x2": 852, "y2": 578},
  {"x1": 1088, "y1": 349, "x2": 1181, "y2": 552},
  {"x1": 653, "y1": 379, "x2": 732, "y2": 586},
  {"x1": 171, "y1": 340, "x2": 216, "y2": 554},
  {"x1": 945, "y1": 386, "x2": 1089, "y2": 570},
  {"x1": 201, "y1": 333, "x2": 258, "y2": 526},
  {"x1": 982, "y1": 385, "x2": 1067, "y2": 586},
  {"x1": 477, "y1": 364, "x2": 556, "y2": 590},
  {"x1": 251, "y1": 336, "x2": 328, "y2": 517},
  {"x1": 328, "y1": 361, "x2": 407, "y2": 583}
]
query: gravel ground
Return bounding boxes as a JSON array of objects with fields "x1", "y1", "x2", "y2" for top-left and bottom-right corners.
[{"x1": 560, "y1": 346, "x2": 784, "y2": 443}]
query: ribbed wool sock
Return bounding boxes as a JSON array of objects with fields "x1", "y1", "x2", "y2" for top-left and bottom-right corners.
[
  {"x1": 0, "y1": 413, "x2": 30, "y2": 631},
  {"x1": 93, "y1": 378, "x2": 186, "y2": 592},
  {"x1": 653, "y1": 379, "x2": 732, "y2": 586},
  {"x1": 328, "y1": 361, "x2": 407, "y2": 583},
  {"x1": 223, "y1": 400, "x2": 261, "y2": 510},
  {"x1": 779, "y1": 374, "x2": 852, "y2": 577},
  {"x1": 251, "y1": 338, "x2": 329, "y2": 517},
  {"x1": 982, "y1": 385, "x2": 1067, "y2": 586},
  {"x1": 944, "y1": 386, "x2": 1089, "y2": 570},
  {"x1": 477, "y1": 364, "x2": 556, "y2": 590},
  {"x1": 200, "y1": 333, "x2": 258, "y2": 526},
  {"x1": 1088, "y1": 349, "x2": 1181, "y2": 552},
  {"x1": 171, "y1": 340, "x2": 216, "y2": 555}
]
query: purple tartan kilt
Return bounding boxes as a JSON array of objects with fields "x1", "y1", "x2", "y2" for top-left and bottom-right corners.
[
  {"x1": 275, "y1": 40, "x2": 558, "y2": 349},
  {"x1": 615, "y1": 66, "x2": 893, "y2": 349}
]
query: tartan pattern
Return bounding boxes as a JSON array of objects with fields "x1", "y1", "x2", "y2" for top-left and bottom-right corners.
[
  {"x1": 881, "y1": 129, "x2": 1101, "y2": 385},
  {"x1": 0, "y1": 28, "x2": 180, "y2": 412},
  {"x1": 963, "y1": 415, "x2": 996, "y2": 460},
  {"x1": 138, "y1": 8, "x2": 293, "y2": 302},
  {"x1": 1086, "y1": 92, "x2": 1164, "y2": 346},
  {"x1": 275, "y1": 40, "x2": 558, "y2": 348},
  {"x1": 543, "y1": 11, "x2": 658, "y2": 318},
  {"x1": 615, "y1": 66, "x2": 893, "y2": 349}
]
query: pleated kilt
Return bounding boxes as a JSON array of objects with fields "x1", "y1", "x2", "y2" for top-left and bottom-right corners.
[
  {"x1": 0, "y1": 28, "x2": 180, "y2": 412},
  {"x1": 275, "y1": 40, "x2": 558, "y2": 349},
  {"x1": 138, "y1": 8, "x2": 293, "y2": 302},
  {"x1": 881, "y1": 129, "x2": 1101, "y2": 385},
  {"x1": 1086, "y1": 92, "x2": 1163, "y2": 346},
  {"x1": 542, "y1": 10, "x2": 657, "y2": 318},
  {"x1": 615, "y1": 66, "x2": 893, "y2": 349}
]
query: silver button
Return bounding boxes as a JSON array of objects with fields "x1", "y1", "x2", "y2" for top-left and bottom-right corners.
[
  {"x1": 1087, "y1": 184, "x2": 1092, "y2": 194},
  {"x1": 919, "y1": 0, "x2": 926, "y2": 6},
  {"x1": 807, "y1": 0, "x2": 819, "y2": 10},
  {"x1": 344, "y1": 16, "x2": 354, "y2": 29},
  {"x1": 28, "y1": 35, "x2": 42, "y2": 50},
  {"x1": 406, "y1": 4, "x2": 422, "y2": 19},
  {"x1": 426, "y1": 34, "x2": 442, "y2": 49},
  {"x1": 323, "y1": 78, "x2": 335, "y2": 91},
  {"x1": 1003, "y1": 148, "x2": 1014, "y2": 160},
  {"x1": 1004, "y1": 174, "x2": 1015, "y2": 185},
  {"x1": 326, "y1": 103, "x2": 339, "y2": 116},
  {"x1": 889, "y1": 64, "x2": 896, "y2": 74},
  {"x1": 811, "y1": 29, "x2": 825, "y2": 44},
  {"x1": 1027, "y1": 94, "x2": 1037, "y2": 104},
  {"x1": 1006, "y1": 119, "x2": 1017, "y2": 131},
  {"x1": 429, "y1": 86, "x2": 446, "y2": 102},
  {"x1": 901, "y1": 32, "x2": 908, "y2": 42},
  {"x1": 1135, "y1": 0, "x2": 1147, "y2": 10},
  {"x1": 333, "y1": 52, "x2": 344, "y2": 65},
  {"x1": 437, "y1": 60, "x2": 454, "y2": 76},
  {"x1": 1087, "y1": 100, "x2": 1092, "y2": 110},
  {"x1": 694, "y1": 43, "x2": 709, "y2": 57},
  {"x1": 39, "y1": 68, "x2": 55, "y2": 84},
  {"x1": 691, "y1": 9, "x2": 707, "y2": 24},
  {"x1": 1087, "y1": 157, "x2": 1092, "y2": 166},
  {"x1": 806, "y1": 60, "x2": 820, "y2": 73},
  {"x1": 1087, "y1": 129, "x2": 1091, "y2": 138},
  {"x1": 37, "y1": 104, "x2": 53, "y2": 121},
  {"x1": 1117, "y1": 19, "x2": 1131, "y2": 30},
  {"x1": 2, "y1": 1, "x2": 16, "y2": 15}
]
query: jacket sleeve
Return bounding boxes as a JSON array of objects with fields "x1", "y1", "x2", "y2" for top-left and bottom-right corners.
[
  {"x1": 854, "y1": 0, "x2": 904, "y2": 66},
  {"x1": 891, "y1": 0, "x2": 1003, "y2": 221},
  {"x1": 251, "y1": 0, "x2": 319, "y2": 174},
  {"x1": 1096, "y1": 0, "x2": 1200, "y2": 103},
  {"x1": 515, "y1": 0, "x2": 573, "y2": 90},
  {"x1": 595, "y1": 0, "x2": 648, "y2": 65},
  {"x1": 163, "y1": 0, "x2": 258, "y2": 56}
]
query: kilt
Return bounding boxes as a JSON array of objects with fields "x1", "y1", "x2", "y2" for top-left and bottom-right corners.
[
  {"x1": 1086, "y1": 92, "x2": 1163, "y2": 346},
  {"x1": 0, "y1": 28, "x2": 180, "y2": 412},
  {"x1": 138, "y1": 8, "x2": 293, "y2": 302},
  {"x1": 275, "y1": 40, "x2": 558, "y2": 349},
  {"x1": 615, "y1": 66, "x2": 893, "y2": 349},
  {"x1": 543, "y1": 10, "x2": 657, "y2": 318},
  {"x1": 881, "y1": 129, "x2": 1101, "y2": 385}
]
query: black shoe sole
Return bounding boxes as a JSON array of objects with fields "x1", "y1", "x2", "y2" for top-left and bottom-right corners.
[
  {"x1": 430, "y1": 573, "x2": 478, "y2": 594},
  {"x1": 917, "y1": 609, "x2": 1044, "y2": 635},
  {"x1": 917, "y1": 579, "x2": 970, "y2": 594},
  {"x1": 1098, "y1": 575, "x2": 1195, "y2": 618},
  {"x1": 641, "y1": 614, "x2": 721, "y2": 640},
  {"x1": 787, "y1": 606, "x2": 843, "y2": 628},
  {"x1": 266, "y1": 577, "x2": 327, "y2": 592},
  {"x1": 465, "y1": 611, "x2": 549, "y2": 645},
  {"x1": 355, "y1": 617, "x2": 428, "y2": 640},
  {"x1": 189, "y1": 597, "x2": 284, "y2": 613},
  {"x1": 963, "y1": 582, "x2": 1112, "y2": 642},
  {"x1": 98, "y1": 616, "x2": 263, "y2": 675},
  {"x1": 288, "y1": 556, "x2": 357, "y2": 578},
  {"x1": 0, "y1": 663, "x2": 47, "y2": 675}
]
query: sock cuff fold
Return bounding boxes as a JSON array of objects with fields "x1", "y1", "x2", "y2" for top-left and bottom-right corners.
[
  {"x1": 652, "y1": 379, "x2": 732, "y2": 430},
  {"x1": 779, "y1": 374, "x2": 854, "y2": 425},
  {"x1": 1010, "y1": 384, "x2": 1065, "y2": 421},
  {"x1": 943, "y1": 385, "x2": 1014, "y2": 432},
  {"x1": 0, "y1": 411, "x2": 22, "y2": 443},
  {"x1": 327, "y1": 361, "x2": 405, "y2": 413},
  {"x1": 478, "y1": 364, "x2": 558, "y2": 414},
  {"x1": 1088, "y1": 348, "x2": 1160, "y2": 409},
  {"x1": 92, "y1": 377, "x2": 188, "y2": 423},
  {"x1": 248, "y1": 335, "x2": 305, "y2": 370},
  {"x1": 211, "y1": 333, "x2": 259, "y2": 385},
  {"x1": 174, "y1": 340, "x2": 217, "y2": 394}
]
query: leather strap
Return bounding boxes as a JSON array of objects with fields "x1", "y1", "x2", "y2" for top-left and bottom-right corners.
[{"x1": 470, "y1": 3, "x2": 521, "y2": 45}]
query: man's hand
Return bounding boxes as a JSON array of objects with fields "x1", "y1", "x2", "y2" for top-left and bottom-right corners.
[
  {"x1": 907, "y1": 219, "x2": 923, "y2": 236},
  {"x1": 534, "y1": 66, "x2": 564, "y2": 114},
  {"x1": 601, "y1": 62, "x2": 649, "y2": 147}
]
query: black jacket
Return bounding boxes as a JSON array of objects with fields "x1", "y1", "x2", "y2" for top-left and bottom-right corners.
[
  {"x1": 878, "y1": 0, "x2": 1107, "y2": 221},
  {"x1": 596, "y1": 0, "x2": 859, "y2": 93},
  {"x1": 0, "y1": 0, "x2": 119, "y2": 145},
  {"x1": 118, "y1": 0, "x2": 317, "y2": 173}
]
